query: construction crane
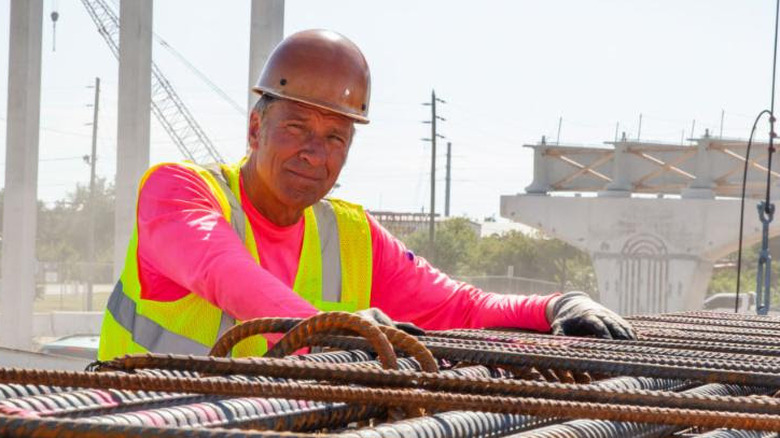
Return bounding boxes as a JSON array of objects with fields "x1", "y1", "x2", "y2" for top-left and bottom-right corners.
[{"x1": 80, "y1": 0, "x2": 226, "y2": 164}]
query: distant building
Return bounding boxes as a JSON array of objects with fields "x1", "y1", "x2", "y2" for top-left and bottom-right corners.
[
  {"x1": 369, "y1": 211, "x2": 481, "y2": 237},
  {"x1": 478, "y1": 220, "x2": 537, "y2": 238}
]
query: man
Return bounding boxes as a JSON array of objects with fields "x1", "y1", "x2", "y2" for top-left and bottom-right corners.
[{"x1": 98, "y1": 29, "x2": 634, "y2": 360}]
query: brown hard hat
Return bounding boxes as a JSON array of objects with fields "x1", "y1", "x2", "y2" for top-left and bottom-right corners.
[{"x1": 253, "y1": 29, "x2": 371, "y2": 124}]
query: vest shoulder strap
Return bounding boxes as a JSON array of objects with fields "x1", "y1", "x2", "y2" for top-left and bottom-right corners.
[
  {"x1": 321, "y1": 197, "x2": 373, "y2": 310},
  {"x1": 202, "y1": 163, "x2": 246, "y2": 243}
]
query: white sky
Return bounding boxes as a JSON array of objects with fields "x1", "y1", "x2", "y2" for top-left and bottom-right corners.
[{"x1": 0, "y1": 0, "x2": 776, "y2": 220}]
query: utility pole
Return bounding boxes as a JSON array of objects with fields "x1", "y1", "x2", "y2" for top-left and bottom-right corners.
[
  {"x1": 556, "y1": 116, "x2": 563, "y2": 144},
  {"x1": 637, "y1": 113, "x2": 643, "y2": 140},
  {"x1": 86, "y1": 77, "x2": 100, "y2": 311},
  {"x1": 720, "y1": 109, "x2": 725, "y2": 138},
  {"x1": 445, "y1": 142, "x2": 452, "y2": 217},
  {"x1": 422, "y1": 90, "x2": 446, "y2": 258}
]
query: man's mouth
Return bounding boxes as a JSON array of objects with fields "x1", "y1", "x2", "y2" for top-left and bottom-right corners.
[{"x1": 286, "y1": 168, "x2": 324, "y2": 182}]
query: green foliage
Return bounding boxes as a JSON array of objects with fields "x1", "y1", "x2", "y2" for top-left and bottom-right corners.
[
  {"x1": 707, "y1": 238, "x2": 780, "y2": 305},
  {"x1": 400, "y1": 218, "x2": 597, "y2": 293},
  {"x1": 37, "y1": 177, "x2": 116, "y2": 265},
  {"x1": 0, "y1": 178, "x2": 115, "y2": 276},
  {"x1": 403, "y1": 218, "x2": 480, "y2": 275}
]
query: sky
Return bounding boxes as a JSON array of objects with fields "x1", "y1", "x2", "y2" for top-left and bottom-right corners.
[{"x1": 0, "y1": 0, "x2": 777, "y2": 220}]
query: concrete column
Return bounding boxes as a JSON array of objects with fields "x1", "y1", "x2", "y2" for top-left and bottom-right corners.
[
  {"x1": 682, "y1": 134, "x2": 715, "y2": 199},
  {"x1": 114, "y1": 0, "x2": 152, "y2": 278},
  {"x1": 599, "y1": 142, "x2": 632, "y2": 197},
  {"x1": 248, "y1": 0, "x2": 284, "y2": 111},
  {"x1": 524, "y1": 144, "x2": 551, "y2": 195},
  {"x1": 1, "y1": 0, "x2": 43, "y2": 349}
]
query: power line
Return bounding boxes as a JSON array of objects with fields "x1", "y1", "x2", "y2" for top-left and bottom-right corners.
[
  {"x1": 40, "y1": 156, "x2": 86, "y2": 162},
  {"x1": 107, "y1": 0, "x2": 244, "y2": 115},
  {"x1": 156, "y1": 39, "x2": 245, "y2": 115}
]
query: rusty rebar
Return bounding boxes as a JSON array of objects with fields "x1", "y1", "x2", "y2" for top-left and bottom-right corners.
[
  {"x1": 0, "y1": 387, "x2": 208, "y2": 419},
  {"x1": 294, "y1": 330, "x2": 780, "y2": 382},
  {"x1": 1, "y1": 367, "x2": 780, "y2": 431},
  {"x1": 628, "y1": 313, "x2": 780, "y2": 332},
  {"x1": 271, "y1": 325, "x2": 438, "y2": 373},
  {"x1": 340, "y1": 376, "x2": 691, "y2": 438},
  {"x1": 419, "y1": 334, "x2": 780, "y2": 366},
  {"x1": 92, "y1": 354, "x2": 780, "y2": 416},
  {"x1": 87, "y1": 397, "x2": 384, "y2": 432},
  {"x1": 670, "y1": 310, "x2": 780, "y2": 323},
  {"x1": 630, "y1": 319, "x2": 780, "y2": 338},
  {"x1": 427, "y1": 328, "x2": 780, "y2": 360},
  {"x1": 210, "y1": 313, "x2": 437, "y2": 372},
  {"x1": 507, "y1": 383, "x2": 770, "y2": 438},
  {"x1": 0, "y1": 413, "x2": 322, "y2": 437}
]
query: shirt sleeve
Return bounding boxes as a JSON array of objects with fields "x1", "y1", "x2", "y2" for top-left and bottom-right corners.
[
  {"x1": 367, "y1": 213, "x2": 557, "y2": 332},
  {"x1": 136, "y1": 164, "x2": 318, "y2": 321}
]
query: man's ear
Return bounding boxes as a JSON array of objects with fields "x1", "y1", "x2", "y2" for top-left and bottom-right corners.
[{"x1": 248, "y1": 110, "x2": 262, "y2": 151}]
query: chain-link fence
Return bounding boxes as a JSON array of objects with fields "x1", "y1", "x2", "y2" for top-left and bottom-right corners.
[
  {"x1": 31, "y1": 264, "x2": 562, "y2": 310},
  {"x1": 34, "y1": 261, "x2": 114, "y2": 312},
  {"x1": 457, "y1": 275, "x2": 560, "y2": 295}
]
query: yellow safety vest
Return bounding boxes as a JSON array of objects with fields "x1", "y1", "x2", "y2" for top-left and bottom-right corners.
[{"x1": 98, "y1": 160, "x2": 372, "y2": 360}]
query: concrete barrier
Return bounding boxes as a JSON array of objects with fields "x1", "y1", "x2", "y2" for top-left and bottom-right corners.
[{"x1": 32, "y1": 311, "x2": 103, "y2": 338}]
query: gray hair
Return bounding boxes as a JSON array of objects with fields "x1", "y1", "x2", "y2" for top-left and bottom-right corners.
[{"x1": 252, "y1": 94, "x2": 276, "y2": 117}]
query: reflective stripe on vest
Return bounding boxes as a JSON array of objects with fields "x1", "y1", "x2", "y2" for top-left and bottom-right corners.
[
  {"x1": 106, "y1": 281, "x2": 234, "y2": 354},
  {"x1": 313, "y1": 201, "x2": 342, "y2": 301},
  {"x1": 204, "y1": 163, "x2": 247, "y2": 245}
]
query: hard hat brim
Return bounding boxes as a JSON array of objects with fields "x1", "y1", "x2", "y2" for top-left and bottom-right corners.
[{"x1": 252, "y1": 87, "x2": 369, "y2": 124}]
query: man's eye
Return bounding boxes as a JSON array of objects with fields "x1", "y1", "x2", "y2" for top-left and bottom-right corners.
[
  {"x1": 287, "y1": 123, "x2": 306, "y2": 133},
  {"x1": 329, "y1": 135, "x2": 346, "y2": 146}
]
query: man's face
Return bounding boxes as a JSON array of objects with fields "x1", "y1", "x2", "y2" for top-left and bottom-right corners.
[{"x1": 248, "y1": 99, "x2": 354, "y2": 212}]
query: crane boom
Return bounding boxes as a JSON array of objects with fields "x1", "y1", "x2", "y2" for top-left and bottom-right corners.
[{"x1": 80, "y1": 0, "x2": 226, "y2": 164}]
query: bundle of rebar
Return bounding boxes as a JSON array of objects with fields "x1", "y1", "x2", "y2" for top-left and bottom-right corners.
[{"x1": 2, "y1": 310, "x2": 780, "y2": 437}]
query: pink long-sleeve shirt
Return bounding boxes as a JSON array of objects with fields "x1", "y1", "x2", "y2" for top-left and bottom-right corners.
[{"x1": 135, "y1": 163, "x2": 555, "y2": 332}]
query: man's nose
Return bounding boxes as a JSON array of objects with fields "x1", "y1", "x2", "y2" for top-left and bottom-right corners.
[{"x1": 297, "y1": 134, "x2": 327, "y2": 166}]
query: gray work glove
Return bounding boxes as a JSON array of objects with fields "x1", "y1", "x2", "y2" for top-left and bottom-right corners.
[
  {"x1": 356, "y1": 307, "x2": 426, "y2": 336},
  {"x1": 550, "y1": 292, "x2": 636, "y2": 340}
]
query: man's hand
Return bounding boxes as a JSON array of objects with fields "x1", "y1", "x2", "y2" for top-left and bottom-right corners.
[
  {"x1": 547, "y1": 292, "x2": 636, "y2": 340},
  {"x1": 356, "y1": 308, "x2": 426, "y2": 336}
]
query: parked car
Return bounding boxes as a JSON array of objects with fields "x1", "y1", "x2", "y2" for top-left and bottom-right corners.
[
  {"x1": 39, "y1": 334, "x2": 99, "y2": 360},
  {"x1": 703, "y1": 292, "x2": 755, "y2": 313}
]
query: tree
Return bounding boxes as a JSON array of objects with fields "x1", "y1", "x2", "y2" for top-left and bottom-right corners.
[
  {"x1": 37, "y1": 177, "x2": 115, "y2": 267},
  {"x1": 707, "y1": 238, "x2": 780, "y2": 307},
  {"x1": 403, "y1": 218, "x2": 479, "y2": 275},
  {"x1": 29, "y1": 178, "x2": 116, "y2": 285},
  {"x1": 399, "y1": 218, "x2": 597, "y2": 293},
  {"x1": 470, "y1": 230, "x2": 596, "y2": 293}
]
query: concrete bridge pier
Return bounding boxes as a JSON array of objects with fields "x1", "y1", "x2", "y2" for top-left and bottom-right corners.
[{"x1": 501, "y1": 194, "x2": 777, "y2": 315}]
